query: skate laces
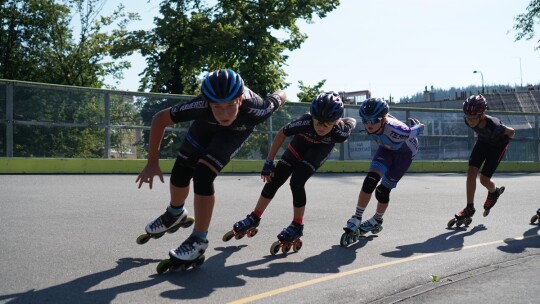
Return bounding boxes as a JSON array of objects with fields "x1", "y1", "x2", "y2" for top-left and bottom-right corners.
[
  {"x1": 150, "y1": 210, "x2": 180, "y2": 230},
  {"x1": 173, "y1": 236, "x2": 205, "y2": 255}
]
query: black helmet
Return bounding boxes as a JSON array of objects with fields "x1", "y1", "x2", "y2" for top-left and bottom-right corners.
[
  {"x1": 463, "y1": 95, "x2": 487, "y2": 115},
  {"x1": 310, "y1": 91, "x2": 344, "y2": 122},
  {"x1": 359, "y1": 98, "x2": 389, "y2": 123},
  {"x1": 201, "y1": 69, "x2": 244, "y2": 103}
]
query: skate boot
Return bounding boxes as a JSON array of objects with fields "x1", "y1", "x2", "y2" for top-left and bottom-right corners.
[
  {"x1": 270, "y1": 222, "x2": 303, "y2": 255},
  {"x1": 483, "y1": 186, "x2": 505, "y2": 217},
  {"x1": 136, "y1": 208, "x2": 194, "y2": 245},
  {"x1": 530, "y1": 208, "x2": 540, "y2": 225},
  {"x1": 448, "y1": 205, "x2": 475, "y2": 228},
  {"x1": 222, "y1": 212, "x2": 261, "y2": 242},
  {"x1": 359, "y1": 217, "x2": 384, "y2": 234},
  {"x1": 340, "y1": 216, "x2": 364, "y2": 247},
  {"x1": 156, "y1": 235, "x2": 208, "y2": 274}
]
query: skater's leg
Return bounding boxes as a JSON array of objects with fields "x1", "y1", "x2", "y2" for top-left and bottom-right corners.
[
  {"x1": 479, "y1": 174, "x2": 496, "y2": 193},
  {"x1": 466, "y1": 166, "x2": 479, "y2": 206},
  {"x1": 191, "y1": 160, "x2": 218, "y2": 235}
]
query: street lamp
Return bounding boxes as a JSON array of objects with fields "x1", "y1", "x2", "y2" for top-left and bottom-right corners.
[{"x1": 473, "y1": 70, "x2": 484, "y2": 94}]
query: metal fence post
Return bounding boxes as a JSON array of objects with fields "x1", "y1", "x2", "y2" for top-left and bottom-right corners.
[
  {"x1": 6, "y1": 82, "x2": 13, "y2": 157},
  {"x1": 104, "y1": 93, "x2": 111, "y2": 159}
]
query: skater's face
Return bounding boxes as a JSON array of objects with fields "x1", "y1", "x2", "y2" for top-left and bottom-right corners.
[
  {"x1": 210, "y1": 97, "x2": 242, "y2": 126},
  {"x1": 363, "y1": 117, "x2": 384, "y2": 133},
  {"x1": 465, "y1": 114, "x2": 482, "y2": 128},
  {"x1": 313, "y1": 118, "x2": 336, "y2": 136}
]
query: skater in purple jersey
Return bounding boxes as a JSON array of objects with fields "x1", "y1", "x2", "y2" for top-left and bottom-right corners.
[
  {"x1": 448, "y1": 95, "x2": 515, "y2": 228},
  {"x1": 341, "y1": 98, "x2": 424, "y2": 246},
  {"x1": 135, "y1": 69, "x2": 286, "y2": 267}
]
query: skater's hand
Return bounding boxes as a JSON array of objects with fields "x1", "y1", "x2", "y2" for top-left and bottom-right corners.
[
  {"x1": 136, "y1": 163, "x2": 164, "y2": 189},
  {"x1": 261, "y1": 159, "x2": 275, "y2": 183},
  {"x1": 408, "y1": 117, "x2": 425, "y2": 131}
]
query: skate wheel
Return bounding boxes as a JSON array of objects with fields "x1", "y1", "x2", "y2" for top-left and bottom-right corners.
[
  {"x1": 222, "y1": 230, "x2": 235, "y2": 242},
  {"x1": 193, "y1": 255, "x2": 205, "y2": 268},
  {"x1": 447, "y1": 218, "x2": 456, "y2": 228},
  {"x1": 156, "y1": 259, "x2": 172, "y2": 274},
  {"x1": 483, "y1": 209, "x2": 490, "y2": 217},
  {"x1": 182, "y1": 216, "x2": 195, "y2": 228},
  {"x1": 282, "y1": 243, "x2": 292, "y2": 254},
  {"x1": 136, "y1": 234, "x2": 151, "y2": 245},
  {"x1": 234, "y1": 233, "x2": 244, "y2": 240},
  {"x1": 247, "y1": 228, "x2": 258, "y2": 238},
  {"x1": 154, "y1": 232, "x2": 165, "y2": 239},
  {"x1": 372, "y1": 226, "x2": 383, "y2": 234},
  {"x1": 464, "y1": 218, "x2": 473, "y2": 227},
  {"x1": 340, "y1": 233, "x2": 349, "y2": 247},
  {"x1": 293, "y1": 240, "x2": 302, "y2": 252},
  {"x1": 168, "y1": 225, "x2": 180, "y2": 233},
  {"x1": 270, "y1": 241, "x2": 281, "y2": 255},
  {"x1": 531, "y1": 214, "x2": 539, "y2": 224}
]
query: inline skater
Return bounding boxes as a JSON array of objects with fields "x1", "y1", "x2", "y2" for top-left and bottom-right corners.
[
  {"x1": 341, "y1": 97, "x2": 424, "y2": 246},
  {"x1": 136, "y1": 69, "x2": 286, "y2": 270},
  {"x1": 448, "y1": 95, "x2": 514, "y2": 228},
  {"x1": 225, "y1": 91, "x2": 356, "y2": 255}
]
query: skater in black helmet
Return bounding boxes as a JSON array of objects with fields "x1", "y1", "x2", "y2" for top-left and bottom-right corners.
[
  {"x1": 448, "y1": 95, "x2": 515, "y2": 228},
  {"x1": 224, "y1": 91, "x2": 356, "y2": 255},
  {"x1": 135, "y1": 69, "x2": 286, "y2": 272}
]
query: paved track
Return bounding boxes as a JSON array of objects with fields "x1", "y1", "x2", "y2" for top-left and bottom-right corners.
[{"x1": 0, "y1": 173, "x2": 538, "y2": 304}]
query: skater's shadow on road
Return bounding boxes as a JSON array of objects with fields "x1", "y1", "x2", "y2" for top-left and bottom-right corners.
[
  {"x1": 0, "y1": 257, "x2": 160, "y2": 304},
  {"x1": 381, "y1": 224, "x2": 487, "y2": 258},
  {"x1": 497, "y1": 225, "x2": 540, "y2": 253},
  {"x1": 156, "y1": 245, "x2": 256, "y2": 300},
  {"x1": 241, "y1": 244, "x2": 357, "y2": 279}
]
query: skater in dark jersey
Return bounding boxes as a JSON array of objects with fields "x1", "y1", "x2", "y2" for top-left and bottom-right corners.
[
  {"x1": 136, "y1": 69, "x2": 286, "y2": 265},
  {"x1": 225, "y1": 91, "x2": 356, "y2": 254},
  {"x1": 448, "y1": 95, "x2": 515, "y2": 228}
]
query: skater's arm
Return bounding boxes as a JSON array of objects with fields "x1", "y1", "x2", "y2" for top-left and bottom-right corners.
[
  {"x1": 266, "y1": 128, "x2": 286, "y2": 161},
  {"x1": 136, "y1": 108, "x2": 175, "y2": 189},
  {"x1": 504, "y1": 126, "x2": 515, "y2": 139}
]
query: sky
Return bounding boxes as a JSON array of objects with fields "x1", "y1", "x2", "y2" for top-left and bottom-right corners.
[{"x1": 102, "y1": 0, "x2": 540, "y2": 102}]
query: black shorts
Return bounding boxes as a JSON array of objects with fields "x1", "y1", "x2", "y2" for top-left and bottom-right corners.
[
  {"x1": 469, "y1": 140, "x2": 509, "y2": 178},
  {"x1": 177, "y1": 120, "x2": 253, "y2": 171}
]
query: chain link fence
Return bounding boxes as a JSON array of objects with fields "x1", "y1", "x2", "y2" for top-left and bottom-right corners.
[{"x1": 1, "y1": 80, "x2": 539, "y2": 162}]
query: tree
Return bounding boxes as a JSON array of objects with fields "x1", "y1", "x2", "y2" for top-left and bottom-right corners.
[
  {"x1": 133, "y1": 0, "x2": 340, "y2": 158},
  {"x1": 1, "y1": 0, "x2": 142, "y2": 157},
  {"x1": 514, "y1": 0, "x2": 540, "y2": 50},
  {"x1": 297, "y1": 79, "x2": 326, "y2": 103}
]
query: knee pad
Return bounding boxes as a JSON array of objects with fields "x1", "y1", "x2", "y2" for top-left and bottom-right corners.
[
  {"x1": 170, "y1": 159, "x2": 194, "y2": 188},
  {"x1": 362, "y1": 171, "x2": 382, "y2": 194},
  {"x1": 192, "y1": 162, "x2": 217, "y2": 196},
  {"x1": 375, "y1": 184, "x2": 391, "y2": 204}
]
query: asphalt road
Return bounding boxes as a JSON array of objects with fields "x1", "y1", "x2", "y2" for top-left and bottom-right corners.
[{"x1": 0, "y1": 173, "x2": 538, "y2": 304}]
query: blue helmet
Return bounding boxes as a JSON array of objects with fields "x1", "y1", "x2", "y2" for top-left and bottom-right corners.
[
  {"x1": 201, "y1": 69, "x2": 244, "y2": 103},
  {"x1": 310, "y1": 91, "x2": 344, "y2": 122},
  {"x1": 359, "y1": 98, "x2": 389, "y2": 123}
]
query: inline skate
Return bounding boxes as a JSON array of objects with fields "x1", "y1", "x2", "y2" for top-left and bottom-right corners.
[
  {"x1": 270, "y1": 222, "x2": 303, "y2": 255},
  {"x1": 340, "y1": 216, "x2": 367, "y2": 247},
  {"x1": 136, "y1": 208, "x2": 194, "y2": 245},
  {"x1": 483, "y1": 186, "x2": 505, "y2": 217},
  {"x1": 222, "y1": 212, "x2": 260, "y2": 242},
  {"x1": 448, "y1": 206, "x2": 475, "y2": 228},
  {"x1": 530, "y1": 208, "x2": 540, "y2": 225},
  {"x1": 156, "y1": 235, "x2": 208, "y2": 274}
]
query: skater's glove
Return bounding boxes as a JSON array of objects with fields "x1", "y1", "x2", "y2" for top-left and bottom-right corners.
[
  {"x1": 408, "y1": 118, "x2": 420, "y2": 127},
  {"x1": 261, "y1": 159, "x2": 275, "y2": 177}
]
